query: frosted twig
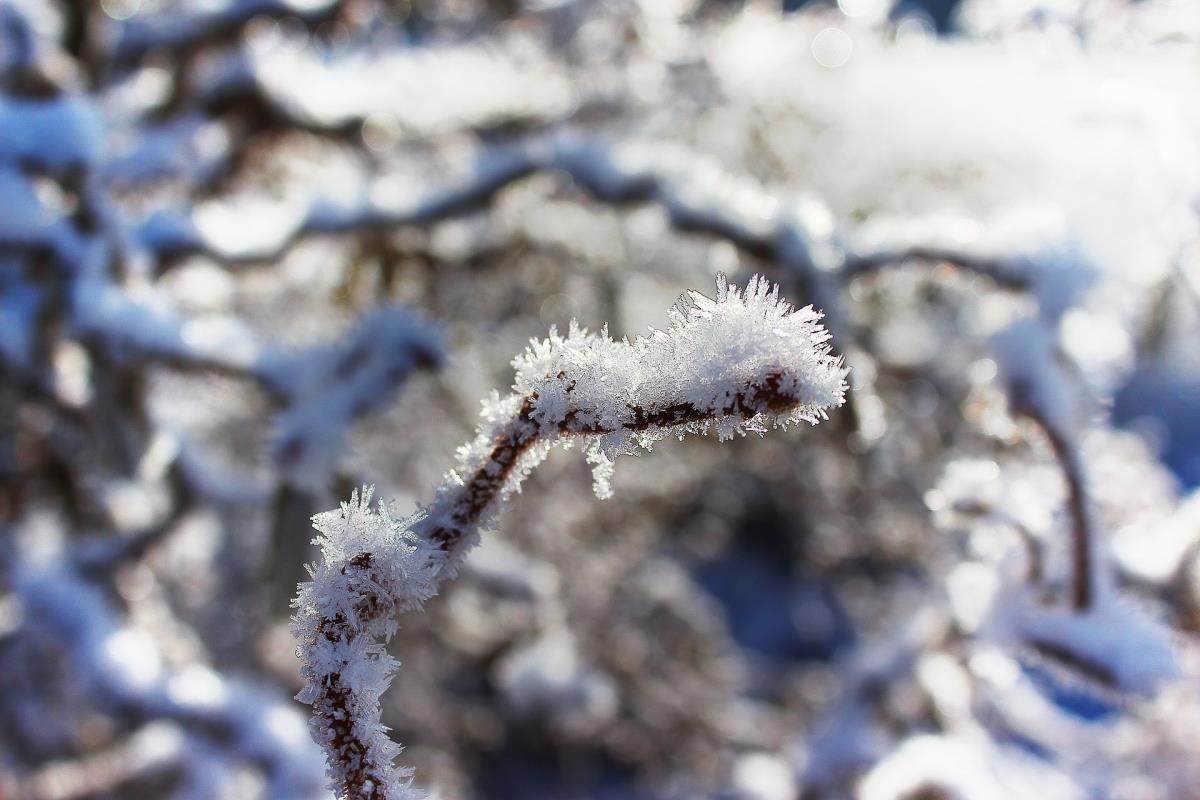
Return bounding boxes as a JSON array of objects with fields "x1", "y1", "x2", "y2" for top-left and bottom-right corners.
[{"x1": 292, "y1": 275, "x2": 847, "y2": 800}]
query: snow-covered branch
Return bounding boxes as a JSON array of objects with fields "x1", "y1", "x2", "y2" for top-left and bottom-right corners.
[
  {"x1": 108, "y1": 0, "x2": 345, "y2": 72},
  {"x1": 4, "y1": 550, "x2": 327, "y2": 799},
  {"x1": 292, "y1": 275, "x2": 847, "y2": 799},
  {"x1": 140, "y1": 135, "x2": 1050, "y2": 292}
]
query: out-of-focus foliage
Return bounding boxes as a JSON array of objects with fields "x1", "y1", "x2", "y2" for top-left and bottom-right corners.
[{"x1": 1, "y1": 0, "x2": 1198, "y2": 798}]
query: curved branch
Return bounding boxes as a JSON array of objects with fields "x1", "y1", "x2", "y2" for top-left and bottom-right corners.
[
  {"x1": 306, "y1": 368, "x2": 829, "y2": 800},
  {"x1": 293, "y1": 276, "x2": 848, "y2": 799},
  {"x1": 842, "y1": 245, "x2": 1033, "y2": 290},
  {"x1": 1035, "y1": 416, "x2": 1094, "y2": 611},
  {"x1": 140, "y1": 136, "x2": 1027, "y2": 294},
  {"x1": 418, "y1": 369, "x2": 801, "y2": 556}
]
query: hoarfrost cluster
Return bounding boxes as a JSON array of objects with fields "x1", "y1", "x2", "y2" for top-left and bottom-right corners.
[{"x1": 292, "y1": 277, "x2": 846, "y2": 798}]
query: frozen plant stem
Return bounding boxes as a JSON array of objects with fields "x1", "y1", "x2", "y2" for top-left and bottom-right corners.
[
  {"x1": 293, "y1": 276, "x2": 847, "y2": 800},
  {"x1": 992, "y1": 319, "x2": 1094, "y2": 612},
  {"x1": 419, "y1": 369, "x2": 803, "y2": 556}
]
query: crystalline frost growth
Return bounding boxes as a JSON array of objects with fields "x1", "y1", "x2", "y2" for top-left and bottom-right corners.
[
  {"x1": 293, "y1": 488, "x2": 438, "y2": 800},
  {"x1": 458, "y1": 273, "x2": 848, "y2": 507},
  {"x1": 293, "y1": 276, "x2": 847, "y2": 800}
]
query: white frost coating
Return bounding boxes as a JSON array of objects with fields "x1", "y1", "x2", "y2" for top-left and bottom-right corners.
[
  {"x1": 442, "y1": 273, "x2": 848, "y2": 512},
  {"x1": 293, "y1": 277, "x2": 846, "y2": 799},
  {"x1": 292, "y1": 488, "x2": 439, "y2": 800}
]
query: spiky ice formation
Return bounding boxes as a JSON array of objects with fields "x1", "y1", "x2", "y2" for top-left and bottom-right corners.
[
  {"x1": 293, "y1": 276, "x2": 847, "y2": 799},
  {"x1": 417, "y1": 273, "x2": 848, "y2": 563}
]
